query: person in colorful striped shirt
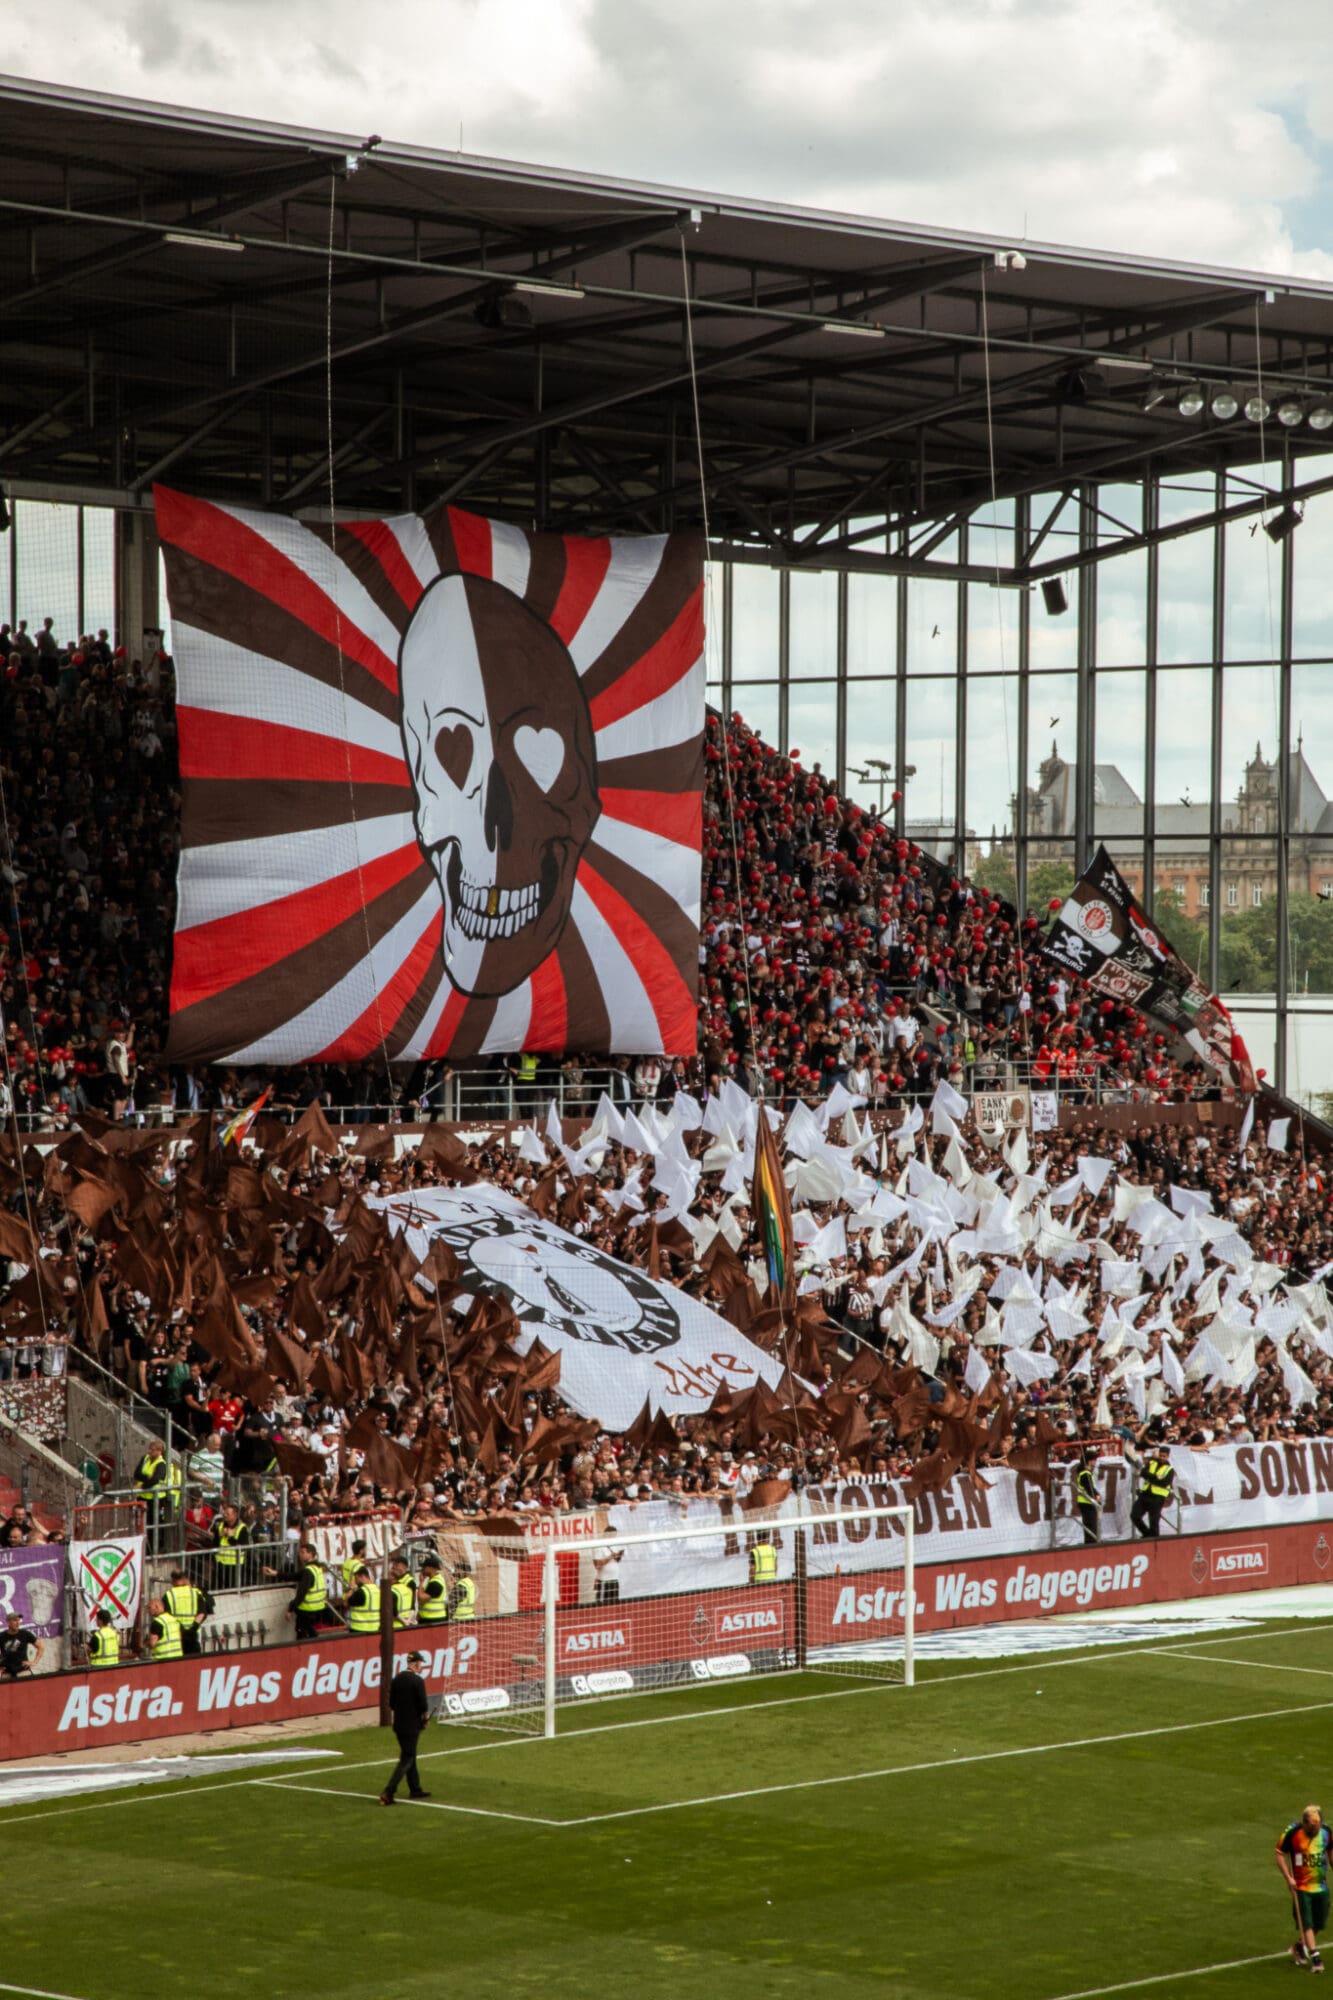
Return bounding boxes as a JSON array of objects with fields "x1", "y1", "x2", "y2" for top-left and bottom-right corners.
[{"x1": 1277, "y1": 1804, "x2": 1332, "y2": 1972}]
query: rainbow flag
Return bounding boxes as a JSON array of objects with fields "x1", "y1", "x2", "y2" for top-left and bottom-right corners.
[
  {"x1": 219, "y1": 1087, "x2": 271, "y2": 1148},
  {"x1": 751, "y1": 1107, "x2": 794, "y2": 1302}
]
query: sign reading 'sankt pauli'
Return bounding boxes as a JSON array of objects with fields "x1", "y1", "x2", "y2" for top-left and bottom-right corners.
[{"x1": 1041, "y1": 844, "x2": 1253, "y2": 1089}]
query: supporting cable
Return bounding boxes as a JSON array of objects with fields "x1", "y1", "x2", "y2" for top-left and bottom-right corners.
[
  {"x1": 677, "y1": 230, "x2": 807, "y2": 1456},
  {"x1": 325, "y1": 170, "x2": 394, "y2": 1095}
]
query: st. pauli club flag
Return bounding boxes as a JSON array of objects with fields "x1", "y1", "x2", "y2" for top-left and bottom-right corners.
[
  {"x1": 154, "y1": 488, "x2": 705, "y2": 1064},
  {"x1": 367, "y1": 1185, "x2": 785, "y2": 1431},
  {"x1": 1041, "y1": 844, "x2": 1254, "y2": 1090}
]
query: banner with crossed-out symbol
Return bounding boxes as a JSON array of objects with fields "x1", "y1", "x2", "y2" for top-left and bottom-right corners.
[{"x1": 68, "y1": 1536, "x2": 145, "y2": 1630}]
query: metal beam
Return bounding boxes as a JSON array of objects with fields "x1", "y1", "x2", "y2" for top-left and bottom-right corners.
[
  {"x1": 127, "y1": 396, "x2": 260, "y2": 494},
  {"x1": 3, "y1": 158, "x2": 346, "y2": 313},
  {"x1": 278, "y1": 405, "x2": 393, "y2": 505},
  {"x1": 0, "y1": 384, "x2": 84, "y2": 459},
  {"x1": 383, "y1": 264, "x2": 991, "y2": 489},
  {"x1": 7, "y1": 210, "x2": 689, "y2": 474},
  {"x1": 1016, "y1": 463, "x2": 1333, "y2": 581}
]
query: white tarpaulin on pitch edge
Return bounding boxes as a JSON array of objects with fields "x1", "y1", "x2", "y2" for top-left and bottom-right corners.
[{"x1": 369, "y1": 1185, "x2": 784, "y2": 1431}]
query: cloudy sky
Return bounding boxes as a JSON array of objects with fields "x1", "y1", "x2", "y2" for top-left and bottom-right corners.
[{"x1": 8, "y1": 0, "x2": 1333, "y2": 279}]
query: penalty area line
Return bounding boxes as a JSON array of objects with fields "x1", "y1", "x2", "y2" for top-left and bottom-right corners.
[
  {"x1": 1042, "y1": 1950, "x2": 1286, "y2": 1998},
  {"x1": 1150, "y1": 1650, "x2": 1333, "y2": 1680}
]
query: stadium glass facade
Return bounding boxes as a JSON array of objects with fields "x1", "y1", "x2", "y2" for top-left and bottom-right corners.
[
  {"x1": 712, "y1": 464, "x2": 1333, "y2": 1107},
  {"x1": 7, "y1": 467, "x2": 1333, "y2": 1104}
]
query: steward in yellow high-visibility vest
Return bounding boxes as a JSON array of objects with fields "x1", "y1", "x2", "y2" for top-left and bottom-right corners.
[
  {"x1": 417, "y1": 1557, "x2": 448, "y2": 1624},
  {"x1": 89, "y1": 1612, "x2": 120, "y2": 1668},
  {"x1": 163, "y1": 1570, "x2": 206, "y2": 1657},
  {"x1": 211, "y1": 1507, "x2": 250, "y2": 1587},
  {"x1": 749, "y1": 1537, "x2": 778, "y2": 1585},
  {"x1": 448, "y1": 1569, "x2": 477, "y2": 1621},
  {"x1": 147, "y1": 1600, "x2": 183, "y2": 1661},
  {"x1": 134, "y1": 1447, "x2": 168, "y2": 1495},
  {"x1": 390, "y1": 1561, "x2": 416, "y2": 1629},
  {"x1": 290, "y1": 1542, "x2": 328, "y2": 1641},
  {"x1": 1075, "y1": 1456, "x2": 1100, "y2": 1547},
  {"x1": 341, "y1": 1541, "x2": 368, "y2": 1603},
  {"x1": 1130, "y1": 1446, "x2": 1176, "y2": 1541},
  {"x1": 347, "y1": 1570, "x2": 381, "y2": 1635}
]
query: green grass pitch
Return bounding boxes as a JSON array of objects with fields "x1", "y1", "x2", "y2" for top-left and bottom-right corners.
[{"x1": 6, "y1": 1619, "x2": 1331, "y2": 2000}]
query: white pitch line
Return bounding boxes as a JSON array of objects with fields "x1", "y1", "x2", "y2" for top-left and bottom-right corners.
[
  {"x1": 0, "y1": 1984, "x2": 94, "y2": 2000},
  {"x1": 254, "y1": 1777, "x2": 564, "y2": 1826},
  {"x1": 1041, "y1": 1949, "x2": 1285, "y2": 1999},
  {"x1": 1155, "y1": 1650, "x2": 1333, "y2": 1679},
  {"x1": 0, "y1": 1768, "x2": 306, "y2": 1828},
  {"x1": 550, "y1": 1696, "x2": 1333, "y2": 1826}
]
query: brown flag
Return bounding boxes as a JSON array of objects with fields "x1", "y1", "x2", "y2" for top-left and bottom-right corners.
[{"x1": 273, "y1": 1437, "x2": 328, "y2": 1484}]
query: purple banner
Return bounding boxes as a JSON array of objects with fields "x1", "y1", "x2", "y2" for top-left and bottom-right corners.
[{"x1": 0, "y1": 1546, "x2": 65, "y2": 1659}]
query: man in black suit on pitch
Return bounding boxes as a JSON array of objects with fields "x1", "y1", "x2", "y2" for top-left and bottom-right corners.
[{"x1": 380, "y1": 1651, "x2": 433, "y2": 1804}]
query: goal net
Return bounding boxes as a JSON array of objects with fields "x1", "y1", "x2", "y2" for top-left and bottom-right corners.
[{"x1": 431, "y1": 1501, "x2": 914, "y2": 1738}]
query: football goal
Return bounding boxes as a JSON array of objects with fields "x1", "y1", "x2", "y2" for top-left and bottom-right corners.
[{"x1": 433, "y1": 1500, "x2": 915, "y2": 1737}]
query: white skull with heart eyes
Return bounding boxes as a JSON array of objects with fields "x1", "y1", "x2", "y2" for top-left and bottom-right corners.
[{"x1": 399, "y1": 573, "x2": 600, "y2": 996}]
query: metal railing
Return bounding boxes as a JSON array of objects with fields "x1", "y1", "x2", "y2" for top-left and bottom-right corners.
[
  {"x1": 63, "y1": 1370, "x2": 167, "y2": 1491},
  {"x1": 0, "y1": 1410, "x2": 92, "y2": 1521},
  {"x1": 7, "y1": 1050, "x2": 1229, "y2": 1138}
]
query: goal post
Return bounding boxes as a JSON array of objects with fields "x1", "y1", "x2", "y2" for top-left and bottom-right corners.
[{"x1": 432, "y1": 1501, "x2": 915, "y2": 1739}]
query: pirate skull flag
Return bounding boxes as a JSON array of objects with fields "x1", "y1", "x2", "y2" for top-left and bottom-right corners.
[
  {"x1": 1041, "y1": 843, "x2": 1254, "y2": 1089},
  {"x1": 155, "y1": 488, "x2": 705, "y2": 1064}
]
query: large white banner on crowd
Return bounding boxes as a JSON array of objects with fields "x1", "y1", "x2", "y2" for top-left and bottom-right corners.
[
  {"x1": 369, "y1": 1185, "x2": 785, "y2": 1430},
  {"x1": 589, "y1": 1440, "x2": 1333, "y2": 1594}
]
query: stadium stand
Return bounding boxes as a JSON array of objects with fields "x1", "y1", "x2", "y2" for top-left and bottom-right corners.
[{"x1": 2, "y1": 615, "x2": 1215, "y2": 1131}]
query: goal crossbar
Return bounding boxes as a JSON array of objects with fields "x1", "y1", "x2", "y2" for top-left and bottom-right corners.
[{"x1": 434, "y1": 1500, "x2": 915, "y2": 1739}]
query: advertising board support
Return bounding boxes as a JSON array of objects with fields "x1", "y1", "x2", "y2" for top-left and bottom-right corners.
[
  {"x1": 543, "y1": 1548, "x2": 558, "y2": 1740},
  {"x1": 378, "y1": 1543, "x2": 393, "y2": 1731},
  {"x1": 793, "y1": 1530, "x2": 808, "y2": 1671}
]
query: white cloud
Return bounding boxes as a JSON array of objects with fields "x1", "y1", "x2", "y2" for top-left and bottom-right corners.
[{"x1": 7, "y1": 0, "x2": 1333, "y2": 278}]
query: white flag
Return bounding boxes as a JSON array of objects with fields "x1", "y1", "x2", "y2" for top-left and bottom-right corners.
[{"x1": 964, "y1": 1345, "x2": 991, "y2": 1395}]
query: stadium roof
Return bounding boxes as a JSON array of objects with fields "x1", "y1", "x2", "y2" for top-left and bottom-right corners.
[{"x1": 6, "y1": 73, "x2": 1333, "y2": 583}]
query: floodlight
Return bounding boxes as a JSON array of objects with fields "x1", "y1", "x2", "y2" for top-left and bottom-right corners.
[
  {"x1": 1277, "y1": 399, "x2": 1305, "y2": 428},
  {"x1": 1244, "y1": 393, "x2": 1271, "y2": 422},
  {"x1": 820, "y1": 320, "x2": 886, "y2": 339},
  {"x1": 513, "y1": 280, "x2": 585, "y2": 300},
  {"x1": 1210, "y1": 388, "x2": 1239, "y2": 420},
  {"x1": 162, "y1": 232, "x2": 245, "y2": 253},
  {"x1": 1176, "y1": 385, "x2": 1205, "y2": 417}
]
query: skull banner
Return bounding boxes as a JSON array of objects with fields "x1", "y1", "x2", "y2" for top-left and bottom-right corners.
[{"x1": 155, "y1": 488, "x2": 705, "y2": 1063}]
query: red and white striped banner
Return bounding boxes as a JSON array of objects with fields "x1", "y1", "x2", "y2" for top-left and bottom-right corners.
[{"x1": 156, "y1": 488, "x2": 704, "y2": 1063}]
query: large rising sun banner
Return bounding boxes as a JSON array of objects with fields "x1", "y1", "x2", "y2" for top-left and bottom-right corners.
[{"x1": 155, "y1": 488, "x2": 704, "y2": 1065}]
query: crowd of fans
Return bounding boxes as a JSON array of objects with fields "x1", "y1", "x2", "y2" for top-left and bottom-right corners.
[
  {"x1": 0, "y1": 602, "x2": 1301, "y2": 1588},
  {"x1": 2, "y1": 610, "x2": 1215, "y2": 1132},
  {"x1": 3, "y1": 1088, "x2": 1332, "y2": 1564}
]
